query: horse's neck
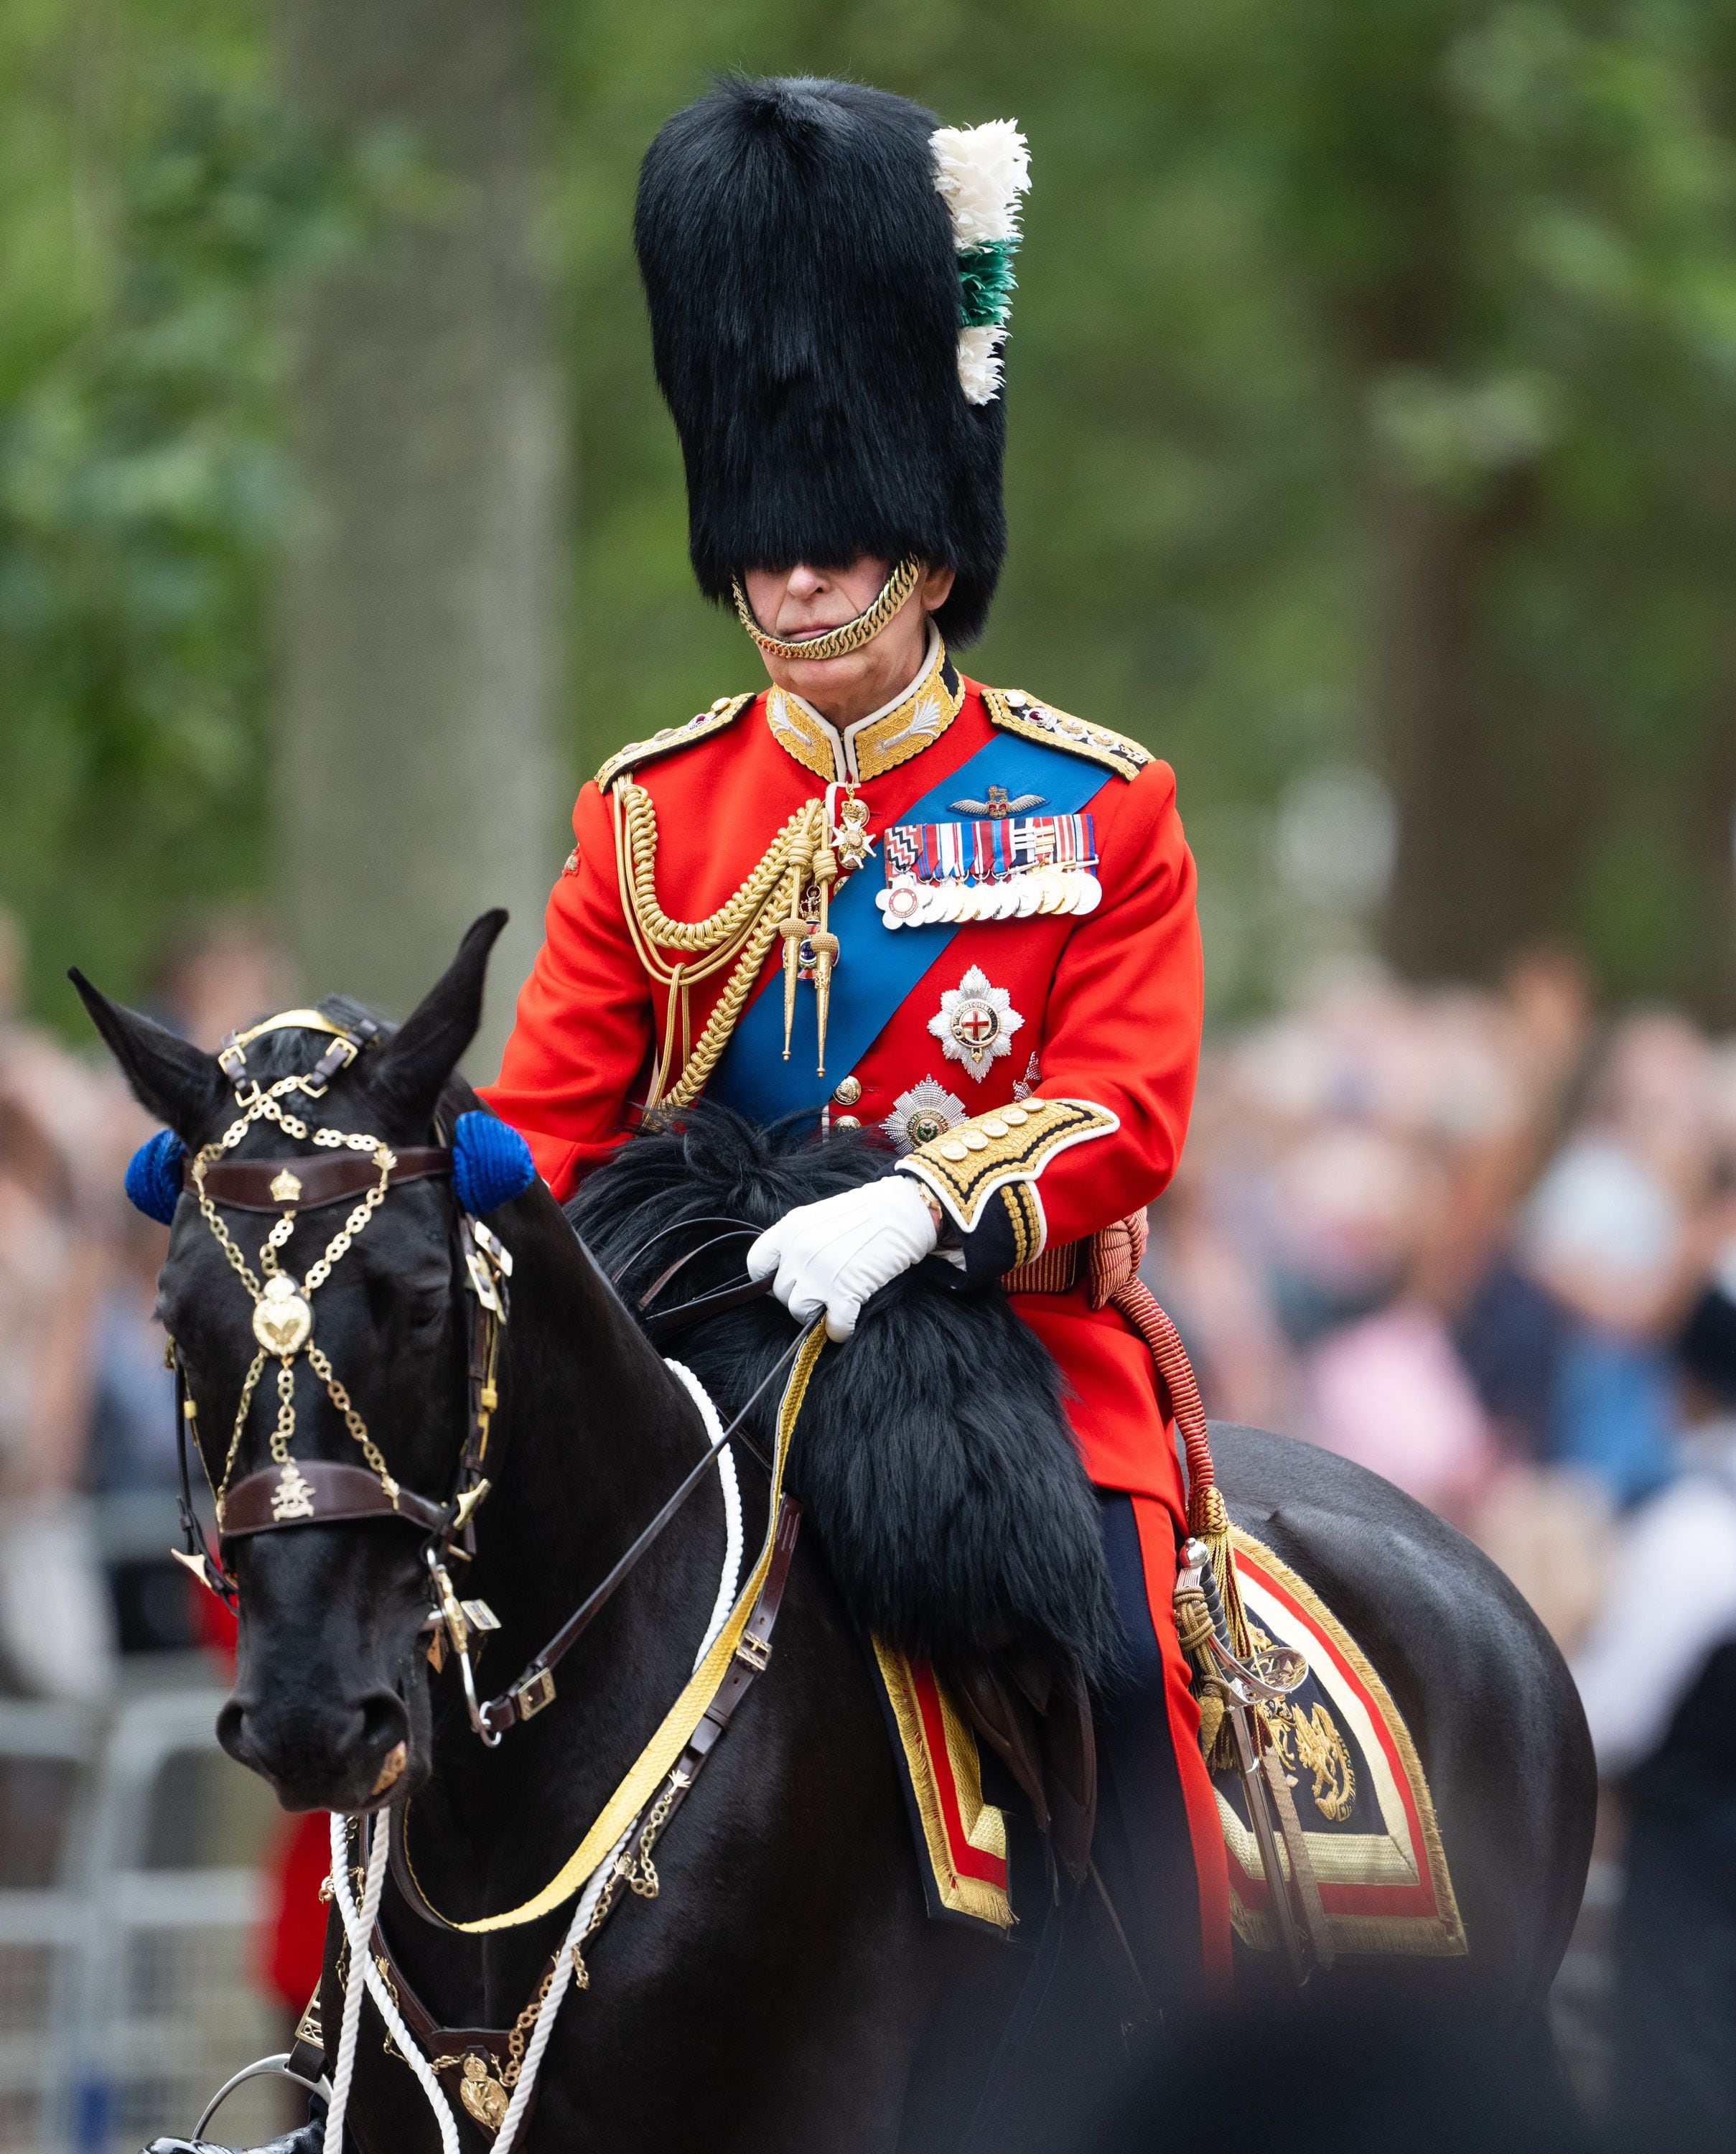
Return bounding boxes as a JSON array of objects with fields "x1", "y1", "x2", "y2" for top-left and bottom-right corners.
[{"x1": 417, "y1": 1188, "x2": 729, "y2": 1866}]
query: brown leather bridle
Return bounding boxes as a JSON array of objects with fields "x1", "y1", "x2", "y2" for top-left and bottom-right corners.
[{"x1": 169, "y1": 1013, "x2": 790, "y2": 1751}]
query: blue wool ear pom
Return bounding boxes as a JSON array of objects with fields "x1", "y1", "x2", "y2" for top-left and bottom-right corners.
[
  {"x1": 125, "y1": 1128, "x2": 185, "y2": 1225},
  {"x1": 452, "y1": 1111, "x2": 536, "y2": 1216}
]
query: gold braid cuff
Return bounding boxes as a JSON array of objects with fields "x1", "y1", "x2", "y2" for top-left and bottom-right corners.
[
  {"x1": 896, "y1": 1097, "x2": 1119, "y2": 1238},
  {"x1": 732, "y1": 557, "x2": 923, "y2": 663}
]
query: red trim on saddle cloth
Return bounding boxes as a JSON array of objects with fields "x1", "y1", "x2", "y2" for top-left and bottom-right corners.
[
  {"x1": 1131, "y1": 1494, "x2": 1234, "y2": 1990},
  {"x1": 913, "y1": 1662, "x2": 1009, "y2": 1898},
  {"x1": 872, "y1": 1643, "x2": 1015, "y2": 1931}
]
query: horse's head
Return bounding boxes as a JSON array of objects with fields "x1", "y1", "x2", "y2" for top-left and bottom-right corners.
[{"x1": 75, "y1": 913, "x2": 516, "y2": 1814}]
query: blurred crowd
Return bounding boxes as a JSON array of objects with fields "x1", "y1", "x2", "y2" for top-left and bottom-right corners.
[
  {"x1": 1153, "y1": 946, "x2": 1736, "y2": 1620},
  {"x1": 0, "y1": 910, "x2": 292, "y2": 1708}
]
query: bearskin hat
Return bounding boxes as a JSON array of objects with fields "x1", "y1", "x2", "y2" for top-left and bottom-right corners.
[{"x1": 634, "y1": 77, "x2": 1029, "y2": 648}]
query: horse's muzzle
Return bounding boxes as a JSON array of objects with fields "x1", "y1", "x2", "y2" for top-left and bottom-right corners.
[{"x1": 217, "y1": 1684, "x2": 412, "y2": 1813}]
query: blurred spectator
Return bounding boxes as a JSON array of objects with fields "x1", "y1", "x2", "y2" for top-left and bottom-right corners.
[
  {"x1": 1516, "y1": 1014, "x2": 1723, "y2": 1503},
  {"x1": 1571, "y1": 1272, "x2": 1736, "y2": 2148},
  {"x1": 85, "y1": 1203, "x2": 176, "y2": 1498},
  {"x1": 152, "y1": 913, "x2": 296, "y2": 1050},
  {"x1": 0, "y1": 907, "x2": 118, "y2": 1705}
]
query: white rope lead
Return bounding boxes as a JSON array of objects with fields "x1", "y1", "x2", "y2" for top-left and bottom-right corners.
[
  {"x1": 323, "y1": 1363, "x2": 741, "y2": 2154},
  {"x1": 327, "y1": 1812, "x2": 462, "y2": 2154}
]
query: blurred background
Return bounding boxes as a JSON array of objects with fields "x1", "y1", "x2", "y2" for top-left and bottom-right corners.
[{"x1": 4, "y1": 0, "x2": 1736, "y2": 2146}]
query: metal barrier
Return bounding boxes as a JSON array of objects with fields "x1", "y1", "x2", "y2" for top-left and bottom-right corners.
[{"x1": 0, "y1": 1682, "x2": 289, "y2": 2154}]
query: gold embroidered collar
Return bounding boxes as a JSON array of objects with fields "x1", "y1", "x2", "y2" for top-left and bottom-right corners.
[{"x1": 762, "y1": 630, "x2": 965, "y2": 785}]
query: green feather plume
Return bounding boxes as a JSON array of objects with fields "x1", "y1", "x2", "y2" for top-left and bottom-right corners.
[{"x1": 958, "y1": 240, "x2": 1018, "y2": 330}]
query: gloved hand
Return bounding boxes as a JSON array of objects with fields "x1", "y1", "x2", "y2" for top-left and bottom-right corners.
[{"x1": 747, "y1": 1173, "x2": 941, "y2": 1341}]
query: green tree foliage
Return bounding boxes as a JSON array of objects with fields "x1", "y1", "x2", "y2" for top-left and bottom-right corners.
[
  {"x1": 7, "y1": 1, "x2": 1736, "y2": 1023},
  {"x1": 0, "y1": 8, "x2": 408, "y2": 1022}
]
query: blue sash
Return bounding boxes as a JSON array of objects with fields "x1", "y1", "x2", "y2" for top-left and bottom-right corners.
[{"x1": 706, "y1": 734, "x2": 1108, "y2": 1124}]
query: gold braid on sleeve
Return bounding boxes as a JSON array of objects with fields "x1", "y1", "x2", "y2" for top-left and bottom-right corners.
[
  {"x1": 612, "y1": 780, "x2": 830, "y2": 1110},
  {"x1": 897, "y1": 1096, "x2": 1119, "y2": 1239}
]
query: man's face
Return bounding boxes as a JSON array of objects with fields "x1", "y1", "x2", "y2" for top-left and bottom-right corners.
[{"x1": 740, "y1": 557, "x2": 955, "y2": 724}]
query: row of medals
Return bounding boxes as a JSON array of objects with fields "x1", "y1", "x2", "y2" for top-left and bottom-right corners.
[{"x1": 877, "y1": 859, "x2": 1103, "y2": 931}]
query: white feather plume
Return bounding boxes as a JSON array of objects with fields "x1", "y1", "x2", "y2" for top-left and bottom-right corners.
[
  {"x1": 930, "y1": 120, "x2": 1030, "y2": 247},
  {"x1": 956, "y1": 325, "x2": 1007, "y2": 406}
]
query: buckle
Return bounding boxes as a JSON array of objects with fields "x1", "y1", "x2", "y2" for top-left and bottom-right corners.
[
  {"x1": 734, "y1": 1631, "x2": 771, "y2": 1674},
  {"x1": 515, "y1": 1667, "x2": 557, "y2": 1720}
]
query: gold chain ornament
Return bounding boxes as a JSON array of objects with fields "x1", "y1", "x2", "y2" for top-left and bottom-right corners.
[{"x1": 191, "y1": 1073, "x2": 403, "y2": 1526}]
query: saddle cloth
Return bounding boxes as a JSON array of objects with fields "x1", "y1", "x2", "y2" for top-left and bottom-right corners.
[
  {"x1": 1216, "y1": 1526, "x2": 1465, "y2": 1959},
  {"x1": 868, "y1": 1526, "x2": 1465, "y2": 1959}
]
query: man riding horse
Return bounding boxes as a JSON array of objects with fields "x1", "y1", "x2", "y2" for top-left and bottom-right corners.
[
  {"x1": 484, "y1": 75, "x2": 1230, "y2": 2010},
  {"x1": 85, "y1": 73, "x2": 1593, "y2": 2149}
]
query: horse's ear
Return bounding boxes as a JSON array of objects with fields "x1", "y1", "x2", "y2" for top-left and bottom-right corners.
[
  {"x1": 372, "y1": 911, "x2": 510, "y2": 1125},
  {"x1": 69, "y1": 970, "x2": 230, "y2": 1139}
]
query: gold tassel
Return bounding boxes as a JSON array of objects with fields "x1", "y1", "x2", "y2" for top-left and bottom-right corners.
[{"x1": 1190, "y1": 1483, "x2": 1253, "y2": 1668}]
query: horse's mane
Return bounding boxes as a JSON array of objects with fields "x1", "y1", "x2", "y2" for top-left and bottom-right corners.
[{"x1": 568, "y1": 1108, "x2": 1119, "y2": 1690}]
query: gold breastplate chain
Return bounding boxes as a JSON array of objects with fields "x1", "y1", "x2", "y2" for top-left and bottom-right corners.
[{"x1": 612, "y1": 780, "x2": 868, "y2": 1109}]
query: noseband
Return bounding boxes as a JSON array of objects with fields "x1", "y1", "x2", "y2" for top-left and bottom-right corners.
[{"x1": 167, "y1": 1010, "x2": 513, "y2": 1739}]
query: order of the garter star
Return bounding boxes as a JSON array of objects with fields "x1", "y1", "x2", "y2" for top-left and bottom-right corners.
[{"x1": 928, "y1": 966, "x2": 1025, "y2": 1081}]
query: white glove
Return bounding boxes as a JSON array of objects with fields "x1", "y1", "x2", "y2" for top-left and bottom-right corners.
[{"x1": 747, "y1": 1174, "x2": 941, "y2": 1341}]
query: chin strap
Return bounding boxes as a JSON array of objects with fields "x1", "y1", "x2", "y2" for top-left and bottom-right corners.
[{"x1": 730, "y1": 555, "x2": 921, "y2": 662}]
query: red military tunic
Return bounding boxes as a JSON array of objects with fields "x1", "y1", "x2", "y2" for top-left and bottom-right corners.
[{"x1": 483, "y1": 640, "x2": 1231, "y2": 1977}]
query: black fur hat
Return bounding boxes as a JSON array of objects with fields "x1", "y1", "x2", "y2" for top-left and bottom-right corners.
[{"x1": 635, "y1": 76, "x2": 1022, "y2": 648}]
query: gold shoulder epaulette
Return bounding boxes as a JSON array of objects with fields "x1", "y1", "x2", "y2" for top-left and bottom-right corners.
[
  {"x1": 981, "y1": 684, "x2": 1152, "y2": 783},
  {"x1": 595, "y1": 693, "x2": 756, "y2": 792}
]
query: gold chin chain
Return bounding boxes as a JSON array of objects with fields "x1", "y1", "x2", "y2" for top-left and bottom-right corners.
[
  {"x1": 190, "y1": 1071, "x2": 401, "y2": 1529},
  {"x1": 613, "y1": 780, "x2": 872, "y2": 1106},
  {"x1": 730, "y1": 555, "x2": 922, "y2": 663}
]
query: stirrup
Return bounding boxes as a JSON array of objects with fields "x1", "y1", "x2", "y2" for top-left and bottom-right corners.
[{"x1": 191, "y1": 2053, "x2": 330, "y2": 2143}]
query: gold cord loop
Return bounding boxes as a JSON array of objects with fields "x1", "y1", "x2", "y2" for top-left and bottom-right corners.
[{"x1": 613, "y1": 783, "x2": 839, "y2": 1109}]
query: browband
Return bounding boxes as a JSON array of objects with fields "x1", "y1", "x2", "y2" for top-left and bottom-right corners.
[{"x1": 191, "y1": 1147, "x2": 452, "y2": 1213}]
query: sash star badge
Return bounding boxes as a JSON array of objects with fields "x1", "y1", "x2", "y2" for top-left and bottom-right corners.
[
  {"x1": 882, "y1": 1076, "x2": 967, "y2": 1152},
  {"x1": 928, "y1": 966, "x2": 1024, "y2": 1082}
]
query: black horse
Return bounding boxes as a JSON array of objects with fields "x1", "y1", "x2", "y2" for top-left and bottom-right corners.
[{"x1": 77, "y1": 919, "x2": 1595, "y2": 2154}]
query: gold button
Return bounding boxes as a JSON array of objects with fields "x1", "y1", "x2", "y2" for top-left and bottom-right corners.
[
  {"x1": 963, "y1": 1130, "x2": 989, "y2": 1152},
  {"x1": 940, "y1": 1139, "x2": 969, "y2": 1161},
  {"x1": 981, "y1": 1118, "x2": 1009, "y2": 1138},
  {"x1": 1003, "y1": 1106, "x2": 1029, "y2": 1125},
  {"x1": 832, "y1": 1076, "x2": 862, "y2": 1107},
  {"x1": 1024, "y1": 1099, "x2": 1047, "y2": 1116},
  {"x1": 832, "y1": 1113, "x2": 861, "y2": 1130}
]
